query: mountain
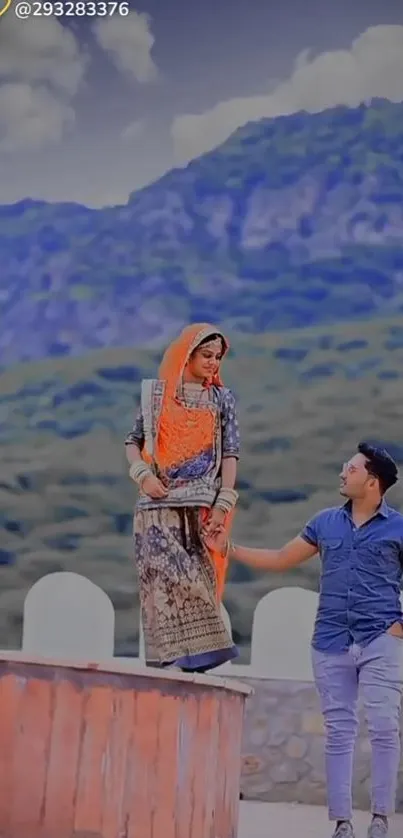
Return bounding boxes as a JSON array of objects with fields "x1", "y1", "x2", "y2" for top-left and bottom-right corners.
[{"x1": 2, "y1": 98, "x2": 403, "y2": 365}]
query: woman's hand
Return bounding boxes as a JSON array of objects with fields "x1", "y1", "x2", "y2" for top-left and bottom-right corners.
[
  {"x1": 203, "y1": 524, "x2": 228, "y2": 554},
  {"x1": 141, "y1": 474, "x2": 169, "y2": 499},
  {"x1": 202, "y1": 506, "x2": 226, "y2": 537}
]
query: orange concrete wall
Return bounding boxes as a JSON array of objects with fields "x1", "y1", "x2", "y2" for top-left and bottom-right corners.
[{"x1": 0, "y1": 657, "x2": 247, "y2": 838}]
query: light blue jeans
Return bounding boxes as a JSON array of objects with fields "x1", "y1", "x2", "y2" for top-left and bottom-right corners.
[{"x1": 312, "y1": 633, "x2": 403, "y2": 821}]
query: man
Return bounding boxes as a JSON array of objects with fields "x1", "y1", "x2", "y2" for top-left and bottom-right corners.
[{"x1": 206, "y1": 443, "x2": 403, "y2": 838}]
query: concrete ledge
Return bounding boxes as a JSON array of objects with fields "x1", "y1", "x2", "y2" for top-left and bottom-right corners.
[
  {"x1": 0, "y1": 650, "x2": 252, "y2": 695},
  {"x1": 236, "y1": 677, "x2": 403, "y2": 812}
]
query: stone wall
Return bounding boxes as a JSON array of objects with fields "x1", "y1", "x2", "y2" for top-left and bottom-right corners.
[{"x1": 239, "y1": 677, "x2": 403, "y2": 813}]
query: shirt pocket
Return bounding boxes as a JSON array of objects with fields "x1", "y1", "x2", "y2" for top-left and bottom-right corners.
[
  {"x1": 359, "y1": 540, "x2": 400, "y2": 570},
  {"x1": 321, "y1": 537, "x2": 344, "y2": 568}
]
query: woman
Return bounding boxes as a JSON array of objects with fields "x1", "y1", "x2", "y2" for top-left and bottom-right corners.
[{"x1": 124, "y1": 323, "x2": 240, "y2": 672}]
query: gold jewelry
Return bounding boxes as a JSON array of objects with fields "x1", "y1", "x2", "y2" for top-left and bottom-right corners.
[{"x1": 181, "y1": 382, "x2": 207, "y2": 408}]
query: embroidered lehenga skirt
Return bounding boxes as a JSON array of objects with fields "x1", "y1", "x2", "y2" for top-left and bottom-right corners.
[{"x1": 134, "y1": 507, "x2": 238, "y2": 671}]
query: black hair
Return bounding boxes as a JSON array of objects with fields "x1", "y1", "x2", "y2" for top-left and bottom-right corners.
[
  {"x1": 358, "y1": 442, "x2": 398, "y2": 495},
  {"x1": 193, "y1": 332, "x2": 226, "y2": 355}
]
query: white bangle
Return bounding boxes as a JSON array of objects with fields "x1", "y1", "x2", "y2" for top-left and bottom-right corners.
[
  {"x1": 225, "y1": 540, "x2": 236, "y2": 559},
  {"x1": 215, "y1": 487, "x2": 238, "y2": 513},
  {"x1": 129, "y1": 461, "x2": 152, "y2": 485}
]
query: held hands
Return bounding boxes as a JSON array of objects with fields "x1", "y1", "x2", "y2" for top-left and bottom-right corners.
[
  {"x1": 202, "y1": 506, "x2": 226, "y2": 538},
  {"x1": 203, "y1": 523, "x2": 228, "y2": 554}
]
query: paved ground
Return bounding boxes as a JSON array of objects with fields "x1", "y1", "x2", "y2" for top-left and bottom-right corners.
[{"x1": 239, "y1": 802, "x2": 403, "y2": 838}]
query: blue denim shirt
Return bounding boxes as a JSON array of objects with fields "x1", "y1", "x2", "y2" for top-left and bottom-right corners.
[{"x1": 301, "y1": 500, "x2": 403, "y2": 653}]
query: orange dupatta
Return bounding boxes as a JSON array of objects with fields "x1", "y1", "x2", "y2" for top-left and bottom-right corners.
[{"x1": 142, "y1": 323, "x2": 234, "y2": 600}]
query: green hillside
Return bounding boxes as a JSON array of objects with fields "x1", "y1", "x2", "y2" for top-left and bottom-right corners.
[{"x1": 1, "y1": 318, "x2": 403, "y2": 657}]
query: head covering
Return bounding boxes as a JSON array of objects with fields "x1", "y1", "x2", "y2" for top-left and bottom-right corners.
[{"x1": 154, "y1": 323, "x2": 228, "y2": 471}]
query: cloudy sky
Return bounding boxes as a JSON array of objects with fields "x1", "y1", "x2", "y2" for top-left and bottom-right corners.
[{"x1": 1, "y1": 0, "x2": 403, "y2": 208}]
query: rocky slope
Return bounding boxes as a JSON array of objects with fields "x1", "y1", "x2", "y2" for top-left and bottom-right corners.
[{"x1": 1, "y1": 98, "x2": 403, "y2": 365}]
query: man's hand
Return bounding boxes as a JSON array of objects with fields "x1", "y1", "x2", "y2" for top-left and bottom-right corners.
[
  {"x1": 202, "y1": 506, "x2": 226, "y2": 537},
  {"x1": 204, "y1": 524, "x2": 228, "y2": 554},
  {"x1": 140, "y1": 474, "x2": 169, "y2": 499}
]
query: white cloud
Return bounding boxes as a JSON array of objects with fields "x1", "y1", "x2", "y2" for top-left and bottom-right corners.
[
  {"x1": 0, "y1": 84, "x2": 74, "y2": 152},
  {"x1": 0, "y1": 17, "x2": 85, "y2": 152},
  {"x1": 121, "y1": 117, "x2": 146, "y2": 142},
  {"x1": 0, "y1": 16, "x2": 86, "y2": 96},
  {"x1": 94, "y1": 11, "x2": 157, "y2": 83},
  {"x1": 171, "y1": 24, "x2": 403, "y2": 163}
]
